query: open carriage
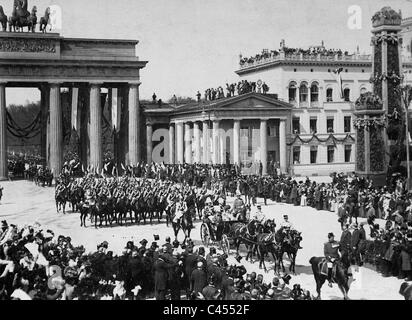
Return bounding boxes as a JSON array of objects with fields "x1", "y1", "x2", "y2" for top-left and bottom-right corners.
[{"x1": 200, "y1": 218, "x2": 239, "y2": 256}]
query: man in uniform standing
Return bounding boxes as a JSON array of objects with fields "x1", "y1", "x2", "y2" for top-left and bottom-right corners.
[
  {"x1": 324, "y1": 232, "x2": 340, "y2": 287},
  {"x1": 340, "y1": 224, "x2": 352, "y2": 269}
]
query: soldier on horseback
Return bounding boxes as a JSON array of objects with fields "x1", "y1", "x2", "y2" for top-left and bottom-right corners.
[
  {"x1": 324, "y1": 232, "x2": 341, "y2": 287},
  {"x1": 251, "y1": 205, "x2": 266, "y2": 224},
  {"x1": 173, "y1": 196, "x2": 188, "y2": 223}
]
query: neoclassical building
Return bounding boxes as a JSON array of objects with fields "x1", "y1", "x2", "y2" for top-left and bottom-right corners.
[{"x1": 142, "y1": 16, "x2": 412, "y2": 177}]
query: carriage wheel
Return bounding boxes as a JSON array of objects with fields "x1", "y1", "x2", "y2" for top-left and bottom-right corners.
[
  {"x1": 200, "y1": 223, "x2": 210, "y2": 247},
  {"x1": 221, "y1": 234, "x2": 230, "y2": 256}
]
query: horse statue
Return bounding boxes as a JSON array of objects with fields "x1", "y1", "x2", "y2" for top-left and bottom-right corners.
[
  {"x1": 39, "y1": 7, "x2": 50, "y2": 33},
  {"x1": 309, "y1": 256, "x2": 353, "y2": 300},
  {"x1": 0, "y1": 6, "x2": 7, "y2": 31}
]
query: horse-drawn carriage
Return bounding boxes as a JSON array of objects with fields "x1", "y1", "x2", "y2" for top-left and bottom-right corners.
[{"x1": 200, "y1": 210, "x2": 242, "y2": 256}]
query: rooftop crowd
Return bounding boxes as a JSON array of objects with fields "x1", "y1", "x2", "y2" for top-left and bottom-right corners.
[
  {"x1": 239, "y1": 45, "x2": 351, "y2": 66},
  {"x1": 198, "y1": 80, "x2": 269, "y2": 102}
]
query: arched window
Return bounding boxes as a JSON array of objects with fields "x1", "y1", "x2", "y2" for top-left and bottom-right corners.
[
  {"x1": 310, "y1": 83, "x2": 319, "y2": 102},
  {"x1": 299, "y1": 83, "x2": 308, "y2": 103},
  {"x1": 288, "y1": 82, "x2": 297, "y2": 102},
  {"x1": 326, "y1": 88, "x2": 333, "y2": 102},
  {"x1": 344, "y1": 88, "x2": 351, "y2": 102}
]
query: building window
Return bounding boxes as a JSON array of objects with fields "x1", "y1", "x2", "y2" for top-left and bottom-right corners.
[
  {"x1": 344, "y1": 88, "x2": 351, "y2": 102},
  {"x1": 268, "y1": 126, "x2": 277, "y2": 137},
  {"x1": 310, "y1": 146, "x2": 318, "y2": 164},
  {"x1": 326, "y1": 88, "x2": 333, "y2": 102},
  {"x1": 345, "y1": 145, "x2": 352, "y2": 163},
  {"x1": 289, "y1": 82, "x2": 297, "y2": 102},
  {"x1": 294, "y1": 68, "x2": 297, "y2": 72},
  {"x1": 327, "y1": 118, "x2": 334, "y2": 133},
  {"x1": 310, "y1": 118, "x2": 317, "y2": 134},
  {"x1": 300, "y1": 83, "x2": 308, "y2": 102},
  {"x1": 293, "y1": 147, "x2": 301, "y2": 164},
  {"x1": 327, "y1": 145, "x2": 335, "y2": 163},
  {"x1": 310, "y1": 69, "x2": 313, "y2": 72},
  {"x1": 344, "y1": 116, "x2": 351, "y2": 133},
  {"x1": 310, "y1": 83, "x2": 319, "y2": 102},
  {"x1": 292, "y1": 118, "x2": 300, "y2": 134},
  {"x1": 345, "y1": 69, "x2": 348, "y2": 72}
]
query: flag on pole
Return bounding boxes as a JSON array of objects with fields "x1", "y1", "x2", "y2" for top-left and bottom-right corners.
[{"x1": 333, "y1": 67, "x2": 344, "y2": 99}]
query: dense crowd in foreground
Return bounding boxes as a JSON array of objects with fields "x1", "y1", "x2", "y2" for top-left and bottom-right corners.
[{"x1": 0, "y1": 220, "x2": 311, "y2": 300}]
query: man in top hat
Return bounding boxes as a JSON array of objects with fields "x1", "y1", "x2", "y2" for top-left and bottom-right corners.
[{"x1": 324, "y1": 232, "x2": 341, "y2": 287}]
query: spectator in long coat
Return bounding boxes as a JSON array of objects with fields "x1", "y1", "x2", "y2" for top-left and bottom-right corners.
[
  {"x1": 154, "y1": 254, "x2": 174, "y2": 300},
  {"x1": 190, "y1": 262, "x2": 207, "y2": 294}
]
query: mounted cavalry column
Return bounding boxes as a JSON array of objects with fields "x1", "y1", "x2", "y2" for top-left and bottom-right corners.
[
  {"x1": 0, "y1": 84, "x2": 7, "y2": 180},
  {"x1": 89, "y1": 83, "x2": 102, "y2": 171},
  {"x1": 49, "y1": 83, "x2": 63, "y2": 177},
  {"x1": 128, "y1": 83, "x2": 141, "y2": 165}
]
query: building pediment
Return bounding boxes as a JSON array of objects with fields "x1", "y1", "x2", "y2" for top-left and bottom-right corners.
[{"x1": 172, "y1": 92, "x2": 292, "y2": 116}]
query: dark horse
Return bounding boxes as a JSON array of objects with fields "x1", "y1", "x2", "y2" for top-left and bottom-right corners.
[
  {"x1": 55, "y1": 187, "x2": 68, "y2": 214},
  {"x1": 171, "y1": 210, "x2": 193, "y2": 243},
  {"x1": 309, "y1": 257, "x2": 353, "y2": 300},
  {"x1": 231, "y1": 221, "x2": 260, "y2": 262},
  {"x1": 275, "y1": 228, "x2": 303, "y2": 275},
  {"x1": 254, "y1": 220, "x2": 279, "y2": 272}
]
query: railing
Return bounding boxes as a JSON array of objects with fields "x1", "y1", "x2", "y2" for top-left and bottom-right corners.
[{"x1": 239, "y1": 53, "x2": 374, "y2": 69}]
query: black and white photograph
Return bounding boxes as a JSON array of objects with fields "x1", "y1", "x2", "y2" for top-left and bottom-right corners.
[{"x1": 0, "y1": 0, "x2": 412, "y2": 307}]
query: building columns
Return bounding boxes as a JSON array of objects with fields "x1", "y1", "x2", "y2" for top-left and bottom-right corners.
[
  {"x1": 146, "y1": 122, "x2": 153, "y2": 164},
  {"x1": 202, "y1": 121, "x2": 209, "y2": 164},
  {"x1": 49, "y1": 83, "x2": 63, "y2": 177},
  {"x1": 176, "y1": 122, "x2": 184, "y2": 164},
  {"x1": 128, "y1": 83, "x2": 141, "y2": 165},
  {"x1": 0, "y1": 84, "x2": 7, "y2": 180},
  {"x1": 89, "y1": 83, "x2": 102, "y2": 171},
  {"x1": 169, "y1": 124, "x2": 175, "y2": 164},
  {"x1": 260, "y1": 119, "x2": 268, "y2": 175},
  {"x1": 184, "y1": 122, "x2": 192, "y2": 164},
  {"x1": 212, "y1": 120, "x2": 220, "y2": 164},
  {"x1": 193, "y1": 122, "x2": 201, "y2": 163},
  {"x1": 233, "y1": 120, "x2": 240, "y2": 166},
  {"x1": 279, "y1": 119, "x2": 287, "y2": 173}
]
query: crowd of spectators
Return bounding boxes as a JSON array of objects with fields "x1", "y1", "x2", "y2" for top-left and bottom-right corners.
[{"x1": 0, "y1": 220, "x2": 312, "y2": 300}]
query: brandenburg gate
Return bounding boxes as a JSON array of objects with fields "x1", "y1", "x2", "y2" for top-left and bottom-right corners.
[{"x1": 0, "y1": 32, "x2": 147, "y2": 179}]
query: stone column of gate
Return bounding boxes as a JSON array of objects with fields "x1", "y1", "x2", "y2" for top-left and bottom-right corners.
[
  {"x1": 279, "y1": 119, "x2": 287, "y2": 173},
  {"x1": 89, "y1": 83, "x2": 103, "y2": 171},
  {"x1": 128, "y1": 83, "x2": 141, "y2": 165},
  {"x1": 0, "y1": 83, "x2": 7, "y2": 180},
  {"x1": 260, "y1": 119, "x2": 268, "y2": 175},
  {"x1": 146, "y1": 121, "x2": 153, "y2": 164},
  {"x1": 176, "y1": 121, "x2": 184, "y2": 164},
  {"x1": 233, "y1": 120, "x2": 240, "y2": 166},
  {"x1": 49, "y1": 83, "x2": 63, "y2": 177},
  {"x1": 202, "y1": 121, "x2": 209, "y2": 164},
  {"x1": 184, "y1": 122, "x2": 192, "y2": 164},
  {"x1": 169, "y1": 123, "x2": 175, "y2": 164},
  {"x1": 212, "y1": 120, "x2": 220, "y2": 164},
  {"x1": 193, "y1": 122, "x2": 201, "y2": 163}
]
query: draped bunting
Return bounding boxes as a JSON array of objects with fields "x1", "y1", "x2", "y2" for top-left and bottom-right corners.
[
  {"x1": 6, "y1": 109, "x2": 42, "y2": 140},
  {"x1": 287, "y1": 133, "x2": 355, "y2": 146}
]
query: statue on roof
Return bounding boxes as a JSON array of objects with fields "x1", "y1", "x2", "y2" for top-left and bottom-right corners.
[
  {"x1": 372, "y1": 6, "x2": 402, "y2": 27},
  {"x1": 8, "y1": 0, "x2": 37, "y2": 32}
]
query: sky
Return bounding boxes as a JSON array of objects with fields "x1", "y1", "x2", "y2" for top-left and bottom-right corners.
[{"x1": 4, "y1": 0, "x2": 412, "y2": 105}]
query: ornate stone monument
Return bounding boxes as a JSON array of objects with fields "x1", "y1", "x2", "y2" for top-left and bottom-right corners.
[{"x1": 354, "y1": 7, "x2": 403, "y2": 185}]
